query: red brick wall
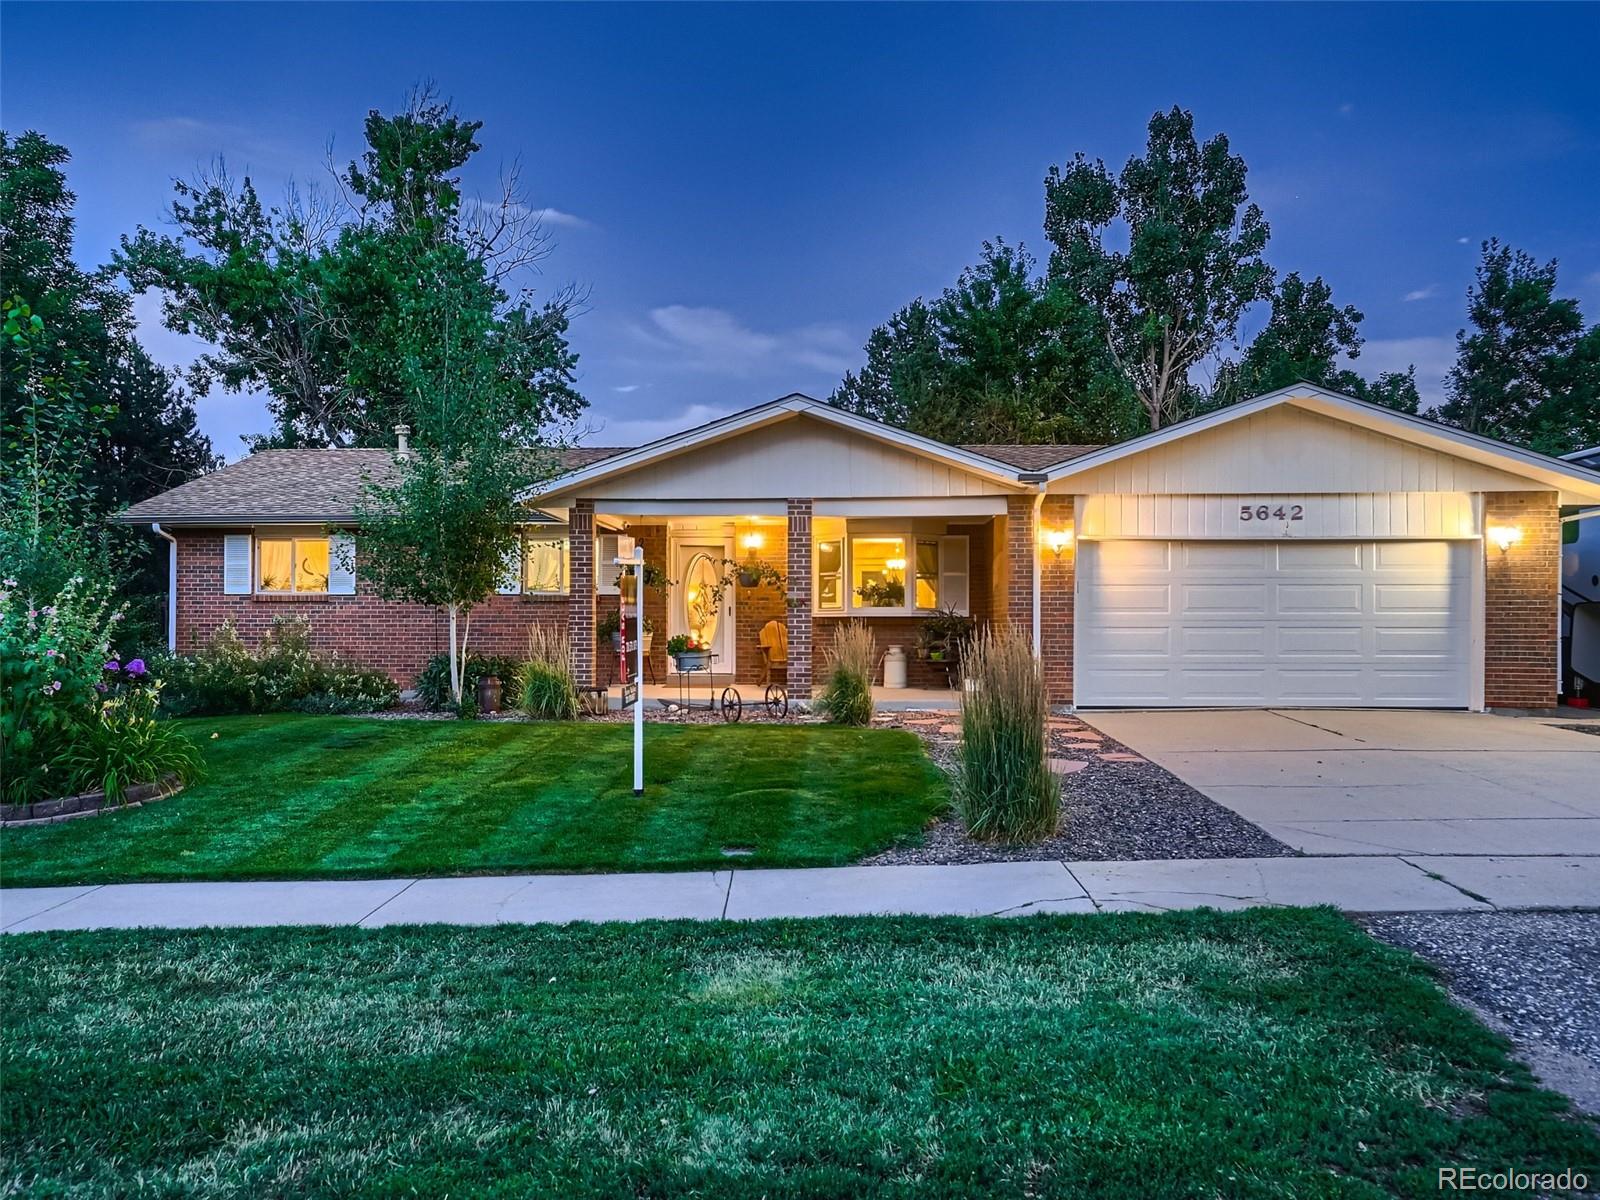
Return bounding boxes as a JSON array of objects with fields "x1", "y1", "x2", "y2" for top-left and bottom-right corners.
[
  {"x1": 785, "y1": 500, "x2": 814, "y2": 697},
  {"x1": 568, "y1": 501, "x2": 596, "y2": 688},
  {"x1": 733, "y1": 525, "x2": 789, "y2": 685},
  {"x1": 173, "y1": 531, "x2": 566, "y2": 688},
  {"x1": 1004, "y1": 495, "x2": 1035, "y2": 635},
  {"x1": 1484, "y1": 491, "x2": 1559, "y2": 709},
  {"x1": 1039, "y1": 495, "x2": 1074, "y2": 705}
]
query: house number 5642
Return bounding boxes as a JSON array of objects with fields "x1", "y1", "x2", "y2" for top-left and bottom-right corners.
[{"x1": 1239, "y1": 504, "x2": 1305, "y2": 522}]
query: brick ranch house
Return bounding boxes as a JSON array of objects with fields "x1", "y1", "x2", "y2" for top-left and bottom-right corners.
[{"x1": 118, "y1": 385, "x2": 1600, "y2": 710}]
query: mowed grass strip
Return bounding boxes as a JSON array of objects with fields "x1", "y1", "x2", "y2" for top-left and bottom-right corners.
[
  {"x1": 4, "y1": 910, "x2": 1596, "y2": 1198},
  {"x1": 0, "y1": 715, "x2": 948, "y2": 885}
]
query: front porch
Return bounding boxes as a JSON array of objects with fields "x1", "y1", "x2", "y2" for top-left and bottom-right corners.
[
  {"x1": 603, "y1": 682, "x2": 962, "y2": 713},
  {"x1": 575, "y1": 501, "x2": 1018, "y2": 698}
]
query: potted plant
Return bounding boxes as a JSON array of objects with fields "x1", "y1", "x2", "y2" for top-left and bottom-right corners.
[
  {"x1": 736, "y1": 558, "x2": 786, "y2": 590},
  {"x1": 599, "y1": 610, "x2": 656, "y2": 653},
  {"x1": 667, "y1": 634, "x2": 710, "y2": 671},
  {"x1": 919, "y1": 605, "x2": 976, "y2": 664}
]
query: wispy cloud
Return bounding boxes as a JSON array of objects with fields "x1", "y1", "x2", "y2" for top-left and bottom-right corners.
[
  {"x1": 1457, "y1": 236, "x2": 1471, "y2": 245},
  {"x1": 581, "y1": 402, "x2": 734, "y2": 447},
  {"x1": 1337, "y1": 102, "x2": 1354, "y2": 117},
  {"x1": 1584, "y1": 270, "x2": 1600, "y2": 287},
  {"x1": 127, "y1": 116, "x2": 302, "y2": 176},
  {"x1": 460, "y1": 195, "x2": 594, "y2": 231},
  {"x1": 612, "y1": 384, "x2": 641, "y2": 394},
  {"x1": 1402, "y1": 285, "x2": 1439, "y2": 302},
  {"x1": 629, "y1": 305, "x2": 858, "y2": 377}
]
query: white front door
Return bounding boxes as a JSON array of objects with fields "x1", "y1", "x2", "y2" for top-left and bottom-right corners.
[
  {"x1": 1076, "y1": 539, "x2": 1472, "y2": 708},
  {"x1": 670, "y1": 538, "x2": 735, "y2": 673}
]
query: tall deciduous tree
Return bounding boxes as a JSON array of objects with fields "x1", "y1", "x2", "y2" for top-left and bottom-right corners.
[
  {"x1": 1, "y1": 131, "x2": 217, "y2": 632},
  {"x1": 1438, "y1": 240, "x2": 1598, "y2": 454},
  {"x1": 119, "y1": 87, "x2": 585, "y2": 451},
  {"x1": 1212, "y1": 272, "x2": 1421, "y2": 413},
  {"x1": 1045, "y1": 107, "x2": 1274, "y2": 429},
  {"x1": 351, "y1": 284, "x2": 563, "y2": 707},
  {"x1": 831, "y1": 242, "x2": 1141, "y2": 445}
]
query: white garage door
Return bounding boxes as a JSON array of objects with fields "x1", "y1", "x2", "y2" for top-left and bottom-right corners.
[{"x1": 1076, "y1": 540, "x2": 1472, "y2": 708}]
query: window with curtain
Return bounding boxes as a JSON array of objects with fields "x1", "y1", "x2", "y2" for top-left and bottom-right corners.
[
  {"x1": 851, "y1": 535, "x2": 907, "y2": 609},
  {"x1": 523, "y1": 533, "x2": 570, "y2": 594},
  {"x1": 915, "y1": 538, "x2": 940, "y2": 609},
  {"x1": 257, "y1": 536, "x2": 330, "y2": 593}
]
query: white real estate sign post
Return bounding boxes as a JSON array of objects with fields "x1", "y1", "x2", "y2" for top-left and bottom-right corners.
[{"x1": 614, "y1": 538, "x2": 645, "y2": 794}]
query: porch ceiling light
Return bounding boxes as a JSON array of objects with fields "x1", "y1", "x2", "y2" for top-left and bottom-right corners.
[
  {"x1": 741, "y1": 531, "x2": 764, "y2": 553},
  {"x1": 1044, "y1": 525, "x2": 1074, "y2": 558},
  {"x1": 1487, "y1": 525, "x2": 1522, "y2": 553}
]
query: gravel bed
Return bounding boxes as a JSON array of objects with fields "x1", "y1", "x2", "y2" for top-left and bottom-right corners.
[
  {"x1": 864, "y1": 711, "x2": 1293, "y2": 864},
  {"x1": 1556, "y1": 723, "x2": 1600, "y2": 738},
  {"x1": 1364, "y1": 912, "x2": 1600, "y2": 1116}
]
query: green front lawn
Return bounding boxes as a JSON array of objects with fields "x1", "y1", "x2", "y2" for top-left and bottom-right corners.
[
  {"x1": 0, "y1": 715, "x2": 947, "y2": 886},
  {"x1": 5, "y1": 910, "x2": 1595, "y2": 1197}
]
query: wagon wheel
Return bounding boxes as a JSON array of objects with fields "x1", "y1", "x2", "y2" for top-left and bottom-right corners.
[
  {"x1": 720, "y1": 686, "x2": 743, "y2": 723},
  {"x1": 764, "y1": 684, "x2": 788, "y2": 719}
]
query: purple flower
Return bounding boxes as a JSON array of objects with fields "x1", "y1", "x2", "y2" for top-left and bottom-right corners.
[
  {"x1": 126, "y1": 659, "x2": 147, "y2": 677},
  {"x1": 104, "y1": 659, "x2": 121, "y2": 672},
  {"x1": 45, "y1": 648, "x2": 58, "y2": 657},
  {"x1": 49, "y1": 680, "x2": 62, "y2": 692},
  {"x1": 95, "y1": 682, "x2": 108, "y2": 693}
]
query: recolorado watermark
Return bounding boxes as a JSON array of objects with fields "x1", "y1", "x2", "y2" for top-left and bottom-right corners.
[{"x1": 1438, "y1": 1165, "x2": 1589, "y2": 1192}]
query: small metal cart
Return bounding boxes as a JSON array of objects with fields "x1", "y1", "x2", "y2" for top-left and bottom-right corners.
[{"x1": 671, "y1": 654, "x2": 743, "y2": 722}]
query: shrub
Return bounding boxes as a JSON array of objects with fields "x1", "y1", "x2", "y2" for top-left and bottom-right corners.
[
  {"x1": 956, "y1": 626, "x2": 1057, "y2": 843},
  {"x1": 414, "y1": 652, "x2": 523, "y2": 711},
  {"x1": 59, "y1": 682, "x2": 204, "y2": 801},
  {"x1": 160, "y1": 618, "x2": 398, "y2": 716},
  {"x1": 518, "y1": 626, "x2": 578, "y2": 720},
  {"x1": 815, "y1": 621, "x2": 875, "y2": 726},
  {"x1": 1, "y1": 574, "x2": 127, "y2": 803}
]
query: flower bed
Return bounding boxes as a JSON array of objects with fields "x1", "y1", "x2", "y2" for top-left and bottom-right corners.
[{"x1": 1, "y1": 773, "x2": 185, "y2": 826}]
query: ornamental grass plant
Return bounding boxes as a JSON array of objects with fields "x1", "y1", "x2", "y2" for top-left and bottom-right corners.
[
  {"x1": 518, "y1": 625, "x2": 578, "y2": 720},
  {"x1": 956, "y1": 625, "x2": 1058, "y2": 842},
  {"x1": 816, "y1": 621, "x2": 875, "y2": 726}
]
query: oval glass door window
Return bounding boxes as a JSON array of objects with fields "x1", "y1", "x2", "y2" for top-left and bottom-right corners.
[{"x1": 684, "y1": 552, "x2": 721, "y2": 646}]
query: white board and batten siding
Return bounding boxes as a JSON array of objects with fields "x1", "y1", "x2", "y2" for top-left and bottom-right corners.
[
  {"x1": 577, "y1": 416, "x2": 1017, "y2": 502},
  {"x1": 1059, "y1": 404, "x2": 1537, "y2": 497},
  {"x1": 1076, "y1": 539, "x2": 1472, "y2": 708},
  {"x1": 1079, "y1": 493, "x2": 1481, "y2": 542}
]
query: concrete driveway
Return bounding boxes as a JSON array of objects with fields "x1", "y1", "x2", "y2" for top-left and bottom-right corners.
[{"x1": 1081, "y1": 710, "x2": 1600, "y2": 856}]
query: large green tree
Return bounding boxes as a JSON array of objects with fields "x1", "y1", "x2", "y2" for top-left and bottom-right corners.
[
  {"x1": 1438, "y1": 239, "x2": 1598, "y2": 454},
  {"x1": 119, "y1": 88, "x2": 585, "y2": 450},
  {"x1": 0, "y1": 131, "x2": 216, "y2": 513},
  {"x1": 1044, "y1": 107, "x2": 1274, "y2": 429},
  {"x1": 831, "y1": 242, "x2": 1141, "y2": 445},
  {"x1": 1212, "y1": 272, "x2": 1421, "y2": 413}
]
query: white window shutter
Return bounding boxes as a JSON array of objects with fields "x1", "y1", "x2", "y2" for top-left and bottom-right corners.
[
  {"x1": 595, "y1": 533, "x2": 621, "y2": 595},
  {"x1": 938, "y1": 535, "x2": 970, "y2": 615},
  {"x1": 223, "y1": 534, "x2": 252, "y2": 594},
  {"x1": 497, "y1": 535, "x2": 523, "y2": 595},
  {"x1": 328, "y1": 533, "x2": 357, "y2": 595}
]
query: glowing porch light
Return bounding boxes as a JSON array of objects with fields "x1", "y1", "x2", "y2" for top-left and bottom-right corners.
[{"x1": 1487, "y1": 525, "x2": 1523, "y2": 553}]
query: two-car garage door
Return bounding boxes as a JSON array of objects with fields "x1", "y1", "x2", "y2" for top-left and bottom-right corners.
[{"x1": 1076, "y1": 540, "x2": 1472, "y2": 707}]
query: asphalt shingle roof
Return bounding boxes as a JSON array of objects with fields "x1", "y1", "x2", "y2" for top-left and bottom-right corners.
[
  {"x1": 961, "y1": 444, "x2": 1104, "y2": 471},
  {"x1": 115, "y1": 446, "x2": 629, "y2": 524}
]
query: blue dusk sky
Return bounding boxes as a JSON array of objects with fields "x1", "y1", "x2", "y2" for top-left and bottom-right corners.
[{"x1": 3, "y1": 1, "x2": 1599, "y2": 457}]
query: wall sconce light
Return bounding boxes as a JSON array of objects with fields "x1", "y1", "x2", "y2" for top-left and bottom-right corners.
[
  {"x1": 741, "y1": 531, "x2": 764, "y2": 555},
  {"x1": 1044, "y1": 526, "x2": 1074, "y2": 558},
  {"x1": 1487, "y1": 525, "x2": 1523, "y2": 554}
]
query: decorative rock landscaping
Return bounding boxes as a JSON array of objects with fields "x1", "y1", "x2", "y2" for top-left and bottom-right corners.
[{"x1": 866, "y1": 710, "x2": 1293, "y2": 865}]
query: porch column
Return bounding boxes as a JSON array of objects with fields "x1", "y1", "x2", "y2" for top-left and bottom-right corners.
[
  {"x1": 569, "y1": 499, "x2": 597, "y2": 688},
  {"x1": 1038, "y1": 495, "x2": 1075, "y2": 706},
  {"x1": 1483, "y1": 491, "x2": 1559, "y2": 708},
  {"x1": 1004, "y1": 494, "x2": 1035, "y2": 635},
  {"x1": 786, "y1": 498, "x2": 813, "y2": 698}
]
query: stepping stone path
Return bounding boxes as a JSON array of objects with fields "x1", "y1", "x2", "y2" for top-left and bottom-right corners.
[
  {"x1": 1096, "y1": 752, "x2": 1147, "y2": 763},
  {"x1": 938, "y1": 724, "x2": 963, "y2": 735},
  {"x1": 1047, "y1": 758, "x2": 1089, "y2": 775}
]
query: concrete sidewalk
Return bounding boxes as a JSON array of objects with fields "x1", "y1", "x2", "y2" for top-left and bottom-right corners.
[{"x1": 5, "y1": 854, "x2": 1597, "y2": 933}]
